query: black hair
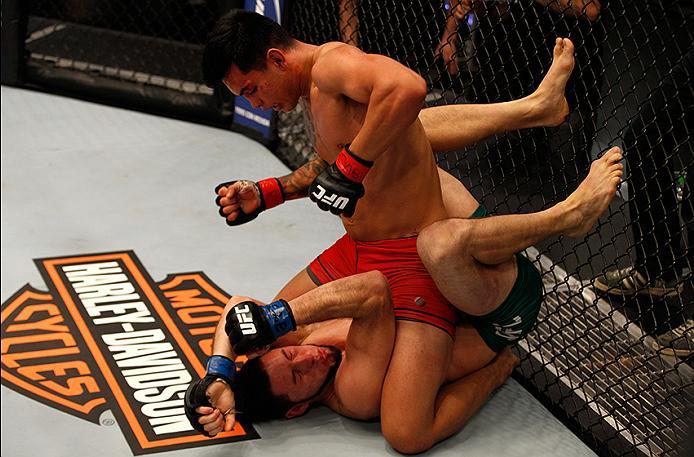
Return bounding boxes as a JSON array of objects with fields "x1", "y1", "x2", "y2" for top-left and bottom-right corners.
[
  {"x1": 202, "y1": 10, "x2": 295, "y2": 87},
  {"x1": 235, "y1": 346, "x2": 342, "y2": 422},
  {"x1": 234, "y1": 356, "x2": 294, "y2": 422}
]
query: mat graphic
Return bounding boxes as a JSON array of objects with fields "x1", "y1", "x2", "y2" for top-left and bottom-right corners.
[{"x1": 1, "y1": 251, "x2": 259, "y2": 455}]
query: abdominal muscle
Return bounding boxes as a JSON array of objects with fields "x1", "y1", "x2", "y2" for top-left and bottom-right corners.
[
  {"x1": 308, "y1": 76, "x2": 474, "y2": 240},
  {"x1": 339, "y1": 161, "x2": 479, "y2": 240},
  {"x1": 337, "y1": 126, "x2": 451, "y2": 241}
]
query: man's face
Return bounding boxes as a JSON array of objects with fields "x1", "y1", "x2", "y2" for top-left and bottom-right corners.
[
  {"x1": 261, "y1": 345, "x2": 342, "y2": 403},
  {"x1": 223, "y1": 53, "x2": 299, "y2": 113}
]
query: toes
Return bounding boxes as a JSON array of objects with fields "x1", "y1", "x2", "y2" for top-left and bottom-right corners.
[
  {"x1": 554, "y1": 38, "x2": 563, "y2": 55},
  {"x1": 607, "y1": 154, "x2": 622, "y2": 165},
  {"x1": 563, "y1": 38, "x2": 574, "y2": 53},
  {"x1": 602, "y1": 146, "x2": 622, "y2": 163},
  {"x1": 612, "y1": 164, "x2": 624, "y2": 174}
]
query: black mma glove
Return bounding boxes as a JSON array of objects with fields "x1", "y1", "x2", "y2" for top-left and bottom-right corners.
[
  {"x1": 184, "y1": 355, "x2": 236, "y2": 436},
  {"x1": 215, "y1": 178, "x2": 285, "y2": 226},
  {"x1": 225, "y1": 299, "x2": 297, "y2": 355},
  {"x1": 309, "y1": 146, "x2": 373, "y2": 217}
]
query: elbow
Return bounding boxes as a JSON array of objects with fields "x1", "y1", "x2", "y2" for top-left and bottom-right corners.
[
  {"x1": 363, "y1": 270, "x2": 391, "y2": 310},
  {"x1": 412, "y1": 74, "x2": 427, "y2": 102},
  {"x1": 388, "y1": 74, "x2": 426, "y2": 116},
  {"x1": 404, "y1": 75, "x2": 427, "y2": 110}
]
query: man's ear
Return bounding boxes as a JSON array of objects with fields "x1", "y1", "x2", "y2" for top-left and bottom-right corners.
[
  {"x1": 285, "y1": 402, "x2": 310, "y2": 419},
  {"x1": 267, "y1": 49, "x2": 287, "y2": 69}
]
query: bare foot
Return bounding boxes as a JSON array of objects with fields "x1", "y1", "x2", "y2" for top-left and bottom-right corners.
[
  {"x1": 530, "y1": 37, "x2": 575, "y2": 127},
  {"x1": 562, "y1": 146, "x2": 624, "y2": 237}
]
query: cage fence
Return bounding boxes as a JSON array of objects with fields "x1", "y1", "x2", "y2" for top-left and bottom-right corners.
[
  {"x1": 3, "y1": 1, "x2": 693, "y2": 456},
  {"x1": 283, "y1": 2, "x2": 693, "y2": 456}
]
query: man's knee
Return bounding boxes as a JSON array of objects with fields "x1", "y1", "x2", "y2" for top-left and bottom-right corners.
[
  {"x1": 418, "y1": 218, "x2": 473, "y2": 266},
  {"x1": 382, "y1": 421, "x2": 435, "y2": 455}
]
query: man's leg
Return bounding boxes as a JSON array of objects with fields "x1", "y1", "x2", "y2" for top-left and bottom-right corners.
[
  {"x1": 418, "y1": 147, "x2": 623, "y2": 315},
  {"x1": 380, "y1": 322, "x2": 514, "y2": 454},
  {"x1": 380, "y1": 323, "x2": 450, "y2": 454},
  {"x1": 420, "y1": 38, "x2": 575, "y2": 153},
  {"x1": 432, "y1": 348, "x2": 518, "y2": 443},
  {"x1": 445, "y1": 323, "x2": 498, "y2": 382}
]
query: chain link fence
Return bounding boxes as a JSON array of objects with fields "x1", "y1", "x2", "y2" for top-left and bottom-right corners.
[
  {"x1": 13, "y1": 0, "x2": 242, "y2": 125},
  {"x1": 2, "y1": 1, "x2": 692, "y2": 456},
  {"x1": 283, "y1": 1, "x2": 693, "y2": 456}
]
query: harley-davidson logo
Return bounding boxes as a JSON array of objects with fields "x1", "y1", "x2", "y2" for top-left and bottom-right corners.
[{"x1": 1, "y1": 251, "x2": 259, "y2": 454}]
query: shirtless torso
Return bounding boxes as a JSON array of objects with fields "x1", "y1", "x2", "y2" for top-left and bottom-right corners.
[{"x1": 303, "y1": 42, "x2": 456, "y2": 240}]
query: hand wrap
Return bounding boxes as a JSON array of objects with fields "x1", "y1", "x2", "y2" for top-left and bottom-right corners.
[
  {"x1": 184, "y1": 355, "x2": 237, "y2": 436},
  {"x1": 225, "y1": 299, "x2": 296, "y2": 355},
  {"x1": 309, "y1": 147, "x2": 373, "y2": 217},
  {"x1": 215, "y1": 178, "x2": 285, "y2": 226}
]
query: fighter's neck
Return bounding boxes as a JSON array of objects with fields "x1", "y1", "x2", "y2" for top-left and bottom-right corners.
[
  {"x1": 317, "y1": 380, "x2": 337, "y2": 406},
  {"x1": 292, "y1": 41, "x2": 320, "y2": 98}
]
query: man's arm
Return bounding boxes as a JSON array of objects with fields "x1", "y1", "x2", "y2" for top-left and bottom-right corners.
[
  {"x1": 228, "y1": 271, "x2": 395, "y2": 419},
  {"x1": 216, "y1": 155, "x2": 328, "y2": 224},
  {"x1": 278, "y1": 154, "x2": 328, "y2": 200},
  {"x1": 307, "y1": 48, "x2": 426, "y2": 216},
  {"x1": 535, "y1": 0, "x2": 601, "y2": 21},
  {"x1": 186, "y1": 296, "x2": 247, "y2": 437},
  {"x1": 288, "y1": 271, "x2": 390, "y2": 324},
  {"x1": 229, "y1": 271, "x2": 392, "y2": 352},
  {"x1": 312, "y1": 46, "x2": 427, "y2": 163}
]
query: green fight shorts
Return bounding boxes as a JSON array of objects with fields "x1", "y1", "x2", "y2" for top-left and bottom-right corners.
[{"x1": 464, "y1": 205, "x2": 544, "y2": 352}]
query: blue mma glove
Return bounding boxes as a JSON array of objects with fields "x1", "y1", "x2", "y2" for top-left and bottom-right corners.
[
  {"x1": 225, "y1": 299, "x2": 296, "y2": 355},
  {"x1": 184, "y1": 355, "x2": 237, "y2": 436}
]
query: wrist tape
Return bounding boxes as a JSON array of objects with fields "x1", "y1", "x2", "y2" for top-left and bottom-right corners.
[
  {"x1": 335, "y1": 146, "x2": 373, "y2": 183},
  {"x1": 206, "y1": 355, "x2": 237, "y2": 388},
  {"x1": 260, "y1": 299, "x2": 297, "y2": 338},
  {"x1": 257, "y1": 178, "x2": 285, "y2": 209}
]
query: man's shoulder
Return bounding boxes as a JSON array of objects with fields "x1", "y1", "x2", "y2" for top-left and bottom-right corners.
[
  {"x1": 311, "y1": 43, "x2": 365, "y2": 83},
  {"x1": 315, "y1": 41, "x2": 358, "y2": 60}
]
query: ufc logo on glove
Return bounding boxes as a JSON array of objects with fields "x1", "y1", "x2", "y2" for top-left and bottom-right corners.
[
  {"x1": 311, "y1": 184, "x2": 350, "y2": 211},
  {"x1": 234, "y1": 304, "x2": 257, "y2": 335},
  {"x1": 309, "y1": 147, "x2": 372, "y2": 217}
]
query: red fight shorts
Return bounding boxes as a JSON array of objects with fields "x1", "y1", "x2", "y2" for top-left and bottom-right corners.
[{"x1": 307, "y1": 234, "x2": 457, "y2": 338}]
